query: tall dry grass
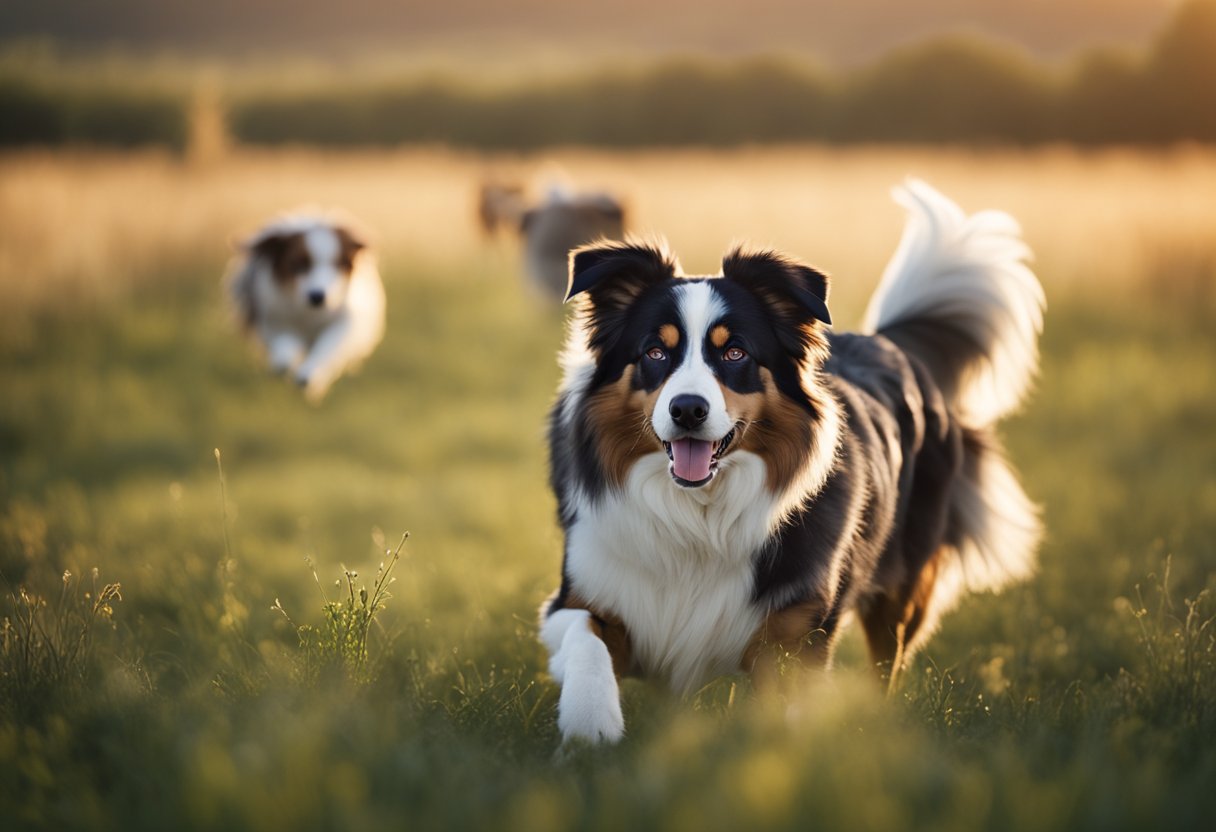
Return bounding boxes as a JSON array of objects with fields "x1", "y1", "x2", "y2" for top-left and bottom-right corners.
[{"x1": 3, "y1": 145, "x2": 1216, "y2": 331}]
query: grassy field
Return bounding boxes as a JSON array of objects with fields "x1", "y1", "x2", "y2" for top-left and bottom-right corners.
[{"x1": 1, "y1": 146, "x2": 1214, "y2": 831}]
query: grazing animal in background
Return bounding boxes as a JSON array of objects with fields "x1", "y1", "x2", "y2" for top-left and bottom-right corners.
[
  {"x1": 226, "y1": 211, "x2": 386, "y2": 402},
  {"x1": 539, "y1": 180, "x2": 1045, "y2": 745},
  {"x1": 521, "y1": 187, "x2": 626, "y2": 299},
  {"x1": 477, "y1": 181, "x2": 527, "y2": 238}
]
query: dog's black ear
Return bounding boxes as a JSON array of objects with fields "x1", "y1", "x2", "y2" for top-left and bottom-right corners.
[
  {"x1": 565, "y1": 240, "x2": 678, "y2": 306},
  {"x1": 722, "y1": 247, "x2": 832, "y2": 359},
  {"x1": 722, "y1": 248, "x2": 831, "y2": 326},
  {"x1": 566, "y1": 240, "x2": 679, "y2": 353}
]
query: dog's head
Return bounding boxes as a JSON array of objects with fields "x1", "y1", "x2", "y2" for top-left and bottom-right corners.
[
  {"x1": 246, "y1": 219, "x2": 367, "y2": 312},
  {"x1": 567, "y1": 240, "x2": 833, "y2": 492}
]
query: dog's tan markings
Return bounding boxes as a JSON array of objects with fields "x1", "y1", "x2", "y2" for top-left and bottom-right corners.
[
  {"x1": 728, "y1": 367, "x2": 830, "y2": 493},
  {"x1": 553, "y1": 590, "x2": 636, "y2": 677},
  {"x1": 720, "y1": 384, "x2": 764, "y2": 426},
  {"x1": 710, "y1": 324, "x2": 731, "y2": 349},
  {"x1": 585, "y1": 366, "x2": 662, "y2": 487},
  {"x1": 658, "y1": 324, "x2": 680, "y2": 350},
  {"x1": 270, "y1": 233, "x2": 311, "y2": 284},
  {"x1": 742, "y1": 598, "x2": 832, "y2": 695}
]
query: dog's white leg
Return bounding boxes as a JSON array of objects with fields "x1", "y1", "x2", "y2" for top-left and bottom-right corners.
[
  {"x1": 266, "y1": 332, "x2": 305, "y2": 374},
  {"x1": 541, "y1": 609, "x2": 625, "y2": 745},
  {"x1": 296, "y1": 319, "x2": 352, "y2": 401}
]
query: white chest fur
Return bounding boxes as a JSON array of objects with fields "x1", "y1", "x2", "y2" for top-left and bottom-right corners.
[{"x1": 565, "y1": 450, "x2": 779, "y2": 694}]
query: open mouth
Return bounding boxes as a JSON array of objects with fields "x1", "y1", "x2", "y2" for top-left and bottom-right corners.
[{"x1": 661, "y1": 426, "x2": 738, "y2": 488}]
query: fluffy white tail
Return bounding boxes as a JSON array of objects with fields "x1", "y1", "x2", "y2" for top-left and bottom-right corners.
[
  {"x1": 862, "y1": 179, "x2": 1045, "y2": 428},
  {"x1": 862, "y1": 180, "x2": 1045, "y2": 613}
]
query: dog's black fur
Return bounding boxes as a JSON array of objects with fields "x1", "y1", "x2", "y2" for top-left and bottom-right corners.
[{"x1": 539, "y1": 182, "x2": 1043, "y2": 744}]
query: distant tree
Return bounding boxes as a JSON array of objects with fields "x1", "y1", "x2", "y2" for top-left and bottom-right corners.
[
  {"x1": 840, "y1": 37, "x2": 1052, "y2": 143},
  {"x1": 1062, "y1": 47, "x2": 1148, "y2": 143},
  {"x1": 1143, "y1": 0, "x2": 1216, "y2": 140}
]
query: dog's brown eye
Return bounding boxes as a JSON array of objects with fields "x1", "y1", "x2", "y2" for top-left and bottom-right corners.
[
  {"x1": 646, "y1": 347, "x2": 667, "y2": 361},
  {"x1": 724, "y1": 347, "x2": 747, "y2": 362}
]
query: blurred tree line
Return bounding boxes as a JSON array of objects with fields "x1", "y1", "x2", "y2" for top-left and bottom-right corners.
[
  {"x1": 0, "y1": 73, "x2": 186, "y2": 148},
  {"x1": 2, "y1": 0, "x2": 1214, "y2": 150}
]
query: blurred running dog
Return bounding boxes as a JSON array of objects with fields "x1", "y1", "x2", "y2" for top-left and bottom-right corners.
[
  {"x1": 539, "y1": 180, "x2": 1045, "y2": 744},
  {"x1": 227, "y1": 211, "x2": 385, "y2": 402}
]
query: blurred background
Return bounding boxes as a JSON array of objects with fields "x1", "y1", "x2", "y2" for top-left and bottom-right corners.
[
  {"x1": 2, "y1": 3, "x2": 1215, "y2": 831},
  {"x1": 2, "y1": 0, "x2": 1214, "y2": 149}
]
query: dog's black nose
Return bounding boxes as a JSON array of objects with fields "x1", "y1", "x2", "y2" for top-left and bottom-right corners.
[
  {"x1": 307, "y1": 290, "x2": 326, "y2": 307},
  {"x1": 669, "y1": 394, "x2": 709, "y2": 430}
]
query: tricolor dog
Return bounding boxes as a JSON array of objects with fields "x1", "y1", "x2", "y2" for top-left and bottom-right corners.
[
  {"x1": 540, "y1": 180, "x2": 1045, "y2": 744},
  {"x1": 227, "y1": 212, "x2": 385, "y2": 402}
]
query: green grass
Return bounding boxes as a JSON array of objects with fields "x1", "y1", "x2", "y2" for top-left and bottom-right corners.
[{"x1": 1, "y1": 246, "x2": 1214, "y2": 831}]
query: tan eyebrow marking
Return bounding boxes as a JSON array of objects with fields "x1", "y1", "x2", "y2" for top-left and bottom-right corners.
[
  {"x1": 659, "y1": 324, "x2": 680, "y2": 349},
  {"x1": 710, "y1": 325, "x2": 731, "y2": 349}
]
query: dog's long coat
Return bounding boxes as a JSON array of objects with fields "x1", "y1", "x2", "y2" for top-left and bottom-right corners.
[{"x1": 540, "y1": 181, "x2": 1044, "y2": 744}]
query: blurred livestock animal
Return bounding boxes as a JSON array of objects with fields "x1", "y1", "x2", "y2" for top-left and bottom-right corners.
[
  {"x1": 477, "y1": 181, "x2": 527, "y2": 238},
  {"x1": 521, "y1": 188, "x2": 627, "y2": 298},
  {"x1": 479, "y1": 179, "x2": 627, "y2": 299},
  {"x1": 226, "y1": 211, "x2": 385, "y2": 403}
]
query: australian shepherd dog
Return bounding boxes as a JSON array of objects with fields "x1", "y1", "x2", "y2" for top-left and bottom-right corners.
[
  {"x1": 227, "y1": 211, "x2": 386, "y2": 402},
  {"x1": 539, "y1": 180, "x2": 1045, "y2": 744}
]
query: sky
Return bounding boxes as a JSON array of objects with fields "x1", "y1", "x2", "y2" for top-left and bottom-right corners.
[{"x1": 0, "y1": 0, "x2": 1180, "y2": 66}]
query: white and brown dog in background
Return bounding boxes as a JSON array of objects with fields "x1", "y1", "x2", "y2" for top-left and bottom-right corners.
[{"x1": 227, "y1": 211, "x2": 386, "y2": 402}]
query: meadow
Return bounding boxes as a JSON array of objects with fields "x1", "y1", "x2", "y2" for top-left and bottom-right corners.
[{"x1": 1, "y1": 145, "x2": 1214, "y2": 831}]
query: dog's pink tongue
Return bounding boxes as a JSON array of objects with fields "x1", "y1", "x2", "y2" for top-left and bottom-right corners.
[{"x1": 671, "y1": 438, "x2": 713, "y2": 482}]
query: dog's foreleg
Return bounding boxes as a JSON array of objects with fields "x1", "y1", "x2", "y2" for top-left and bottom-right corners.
[
  {"x1": 296, "y1": 319, "x2": 353, "y2": 401},
  {"x1": 266, "y1": 332, "x2": 306, "y2": 375},
  {"x1": 540, "y1": 608, "x2": 625, "y2": 745}
]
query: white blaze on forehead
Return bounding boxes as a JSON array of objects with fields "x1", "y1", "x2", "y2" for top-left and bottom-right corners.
[
  {"x1": 676, "y1": 281, "x2": 725, "y2": 344},
  {"x1": 298, "y1": 225, "x2": 350, "y2": 303},
  {"x1": 303, "y1": 226, "x2": 341, "y2": 264},
  {"x1": 653, "y1": 281, "x2": 734, "y2": 441}
]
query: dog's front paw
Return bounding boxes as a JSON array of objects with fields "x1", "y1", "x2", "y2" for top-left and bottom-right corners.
[
  {"x1": 296, "y1": 372, "x2": 334, "y2": 404},
  {"x1": 267, "y1": 336, "x2": 304, "y2": 374},
  {"x1": 558, "y1": 691, "x2": 625, "y2": 745},
  {"x1": 295, "y1": 374, "x2": 321, "y2": 404},
  {"x1": 557, "y1": 650, "x2": 624, "y2": 745}
]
